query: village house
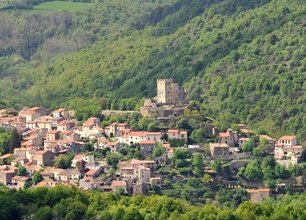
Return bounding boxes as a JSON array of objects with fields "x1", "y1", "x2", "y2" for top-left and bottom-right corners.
[
  {"x1": 104, "y1": 142, "x2": 119, "y2": 153},
  {"x1": 44, "y1": 167, "x2": 65, "y2": 180},
  {"x1": 57, "y1": 120, "x2": 75, "y2": 132},
  {"x1": 10, "y1": 120, "x2": 25, "y2": 129},
  {"x1": 33, "y1": 150, "x2": 55, "y2": 166},
  {"x1": 23, "y1": 134, "x2": 42, "y2": 147},
  {"x1": 71, "y1": 154, "x2": 95, "y2": 167},
  {"x1": 150, "y1": 177, "x2": 162, "y2": 188},
  {"x1": 0, "y1": 166, "x2": 17, "y2": 185},
  {"x1": 246, "y1": 188, "x2": 271, "y2": 203},
  {"x1": 35, "y1": 116, "x2": 53, "y2": 129},
  {"x1": 51, "y1": 117, "x2": 65, "y2": 129},
  {"x1": 11, "y1": 158, "x2": 29, "y2": 167},
  {"x1": 86, "y1": 117, "x2": 100, "y2": 126},
  {"x1": 40, "y1": 171, "x2": 54, "y2": 180},
  {"x1": 84, "y1": 168, "x2": 102, "y2": 180},
  {"x1": 119, "y1": 159, "x2": 156, "y2": 173},
  {"x1": 145, "y1": 132, "x2": 163, "y2": 143},
  {"x1": 140, "y1": 140, "x2": 157, "y2": 158},
  {"x1": 46, "y1": 130, "x2": 61, "y2": 141},
  {"x1": 105, "y1": 122, "x2": 128, "y2": 137},
  {"x1": 120, "y1": 166, "x2": 151, "y2": 182},
  {"x1": 10, "y1": 176, "x2": 30, "y2": 189},
  {"x1": 79, "y1": 178, "x2": 103, "y2": 190},
  {"x1": 57, "y1": 170, "x2": 81, "y2": 182},
  {"x1": 277, "y1": 136, "x2": 297, "y2": 146},
  {"x1": 260, "y1": 135, "x2": 276, "y2": 146},
  {"x1": 14, "y1": 147, "x2": 37, "y2": 160},
  {"x1": 209, "y1": 143, "x2": 230, "y2": 157},
  {"x1": 61, "y1": 131, "x2": 81, "y2": 141},
  {"x1": 111, "y1": 180, "x2": 127, "y2": 193},
  {"x1": 52, "y1": 108, "x2": 69, "y2": 119},
  {"x1": 274, "y1": 136, "x2": 304, "y2": 160},
  {"x1": 218, "y1": 130, "x2": 235, "y2": 147},
  {"x1": 167, "y1": 129, "x2": 188, "y2": 141},
  {"x1": 25, "y1": 165, "x2": 42, "y2": 177},
  {"x1": 96, "y1": 137, "x2": 108, "y2": 150},
  {"x1": 81, "y1": 123, "x2": 95, "y2": 138},
  {"x1": 129, "y1": 131, "x2": 148, "y2": 144}
]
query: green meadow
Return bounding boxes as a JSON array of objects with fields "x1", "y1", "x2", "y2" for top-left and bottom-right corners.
[
  {"x1": 33, "y1": 1, "x2": 95, "y2": 12},
  {"x1": 0, "y1": 1, "x2": 95, "y2": 12}
]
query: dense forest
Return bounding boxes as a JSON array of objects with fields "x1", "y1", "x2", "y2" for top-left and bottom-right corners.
[
  {"x1": 1, "y1": 184, "x2": 306, "y2": 220},
  {"x1": 1, "y1": 0, "x2": 306, "y2": 138}
]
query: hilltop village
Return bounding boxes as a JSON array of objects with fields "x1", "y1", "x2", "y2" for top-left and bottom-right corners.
[{"x1": 0, "y1": 79, "x2": 305, "y2": 204}]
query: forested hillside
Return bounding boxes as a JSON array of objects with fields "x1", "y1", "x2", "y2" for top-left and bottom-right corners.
[
  {"x1": 1, "y1": 184, "x2": 306, "y2": 220},
  {"x1": 1, "y1": 0, "x2": 306, "y2": 137}
]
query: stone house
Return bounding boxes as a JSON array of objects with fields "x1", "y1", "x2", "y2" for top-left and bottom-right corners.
[
  {"x1": 52, "y1": 108, "x2": 69, "y2": 119},
  {"x1": 209, "y1": 143, "x2": 230, "y2": 157},
  {"x1": 140, "y1": 140, "x2": 157, "y2": 158},
  {"x1": 32, "y1": 150, "x2": 55, "y2": 166},
  {"x1": 246, "y1": 188, "x2": 271, "y2": 203},
  {"x1": 277, "y1": 136, "x2": 297, "y2": 146},
  {"x1": 57, "y1": 170, "x2": 81, "y2": 182},
  {"x1": 104, "y1": 142, "x2": 119, "y2": 153},
  {"x1": 111, "y1": 181, "x2": 127, "y2": 193},
  {"x1": 46, "y1": 130, "x2": 61, "y2": 141}
]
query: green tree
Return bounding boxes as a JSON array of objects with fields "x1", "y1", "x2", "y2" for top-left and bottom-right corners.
[
  {"x1": 33, "y1": 206, "x2": 53, "y2": 220},
  {"x1": 17, "y1": 166, "x2": 27, "y2": 176},
  {"x1": 54, "y1": 155, "x2": 71, "y2": 169},
  {"x1": 192, "y1": 153, "x2": 204, "y2": 169},
  {"x1": 106, "y1": 152, "x2": 121, "y2": 169},
  {"x1": 152, "y1": 144, "x2": 164, "y2": 158},
  {"x1": 243, "y1": 160, "x2": 263, "y2": 181},
  {"x1": 212, "y1": 159, "x2": 222, "y2": 173},
  {"x1": 241, "y1": 139, "x2": 255, "y2": 152},
  {"x1": 9, "y1": 129, "x2": 22, "y2": 154},
  {"x1": 32, "y1": 171, "x2": 43, "y2": 185}
]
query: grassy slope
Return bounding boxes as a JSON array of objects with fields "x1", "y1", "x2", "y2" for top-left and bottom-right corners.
[
  {"x1": 1, "y1": 0, "x2": 306, "y2": 137},
  {"x1": 33, "y1": 1, "x2": 95, "y2": 12}
]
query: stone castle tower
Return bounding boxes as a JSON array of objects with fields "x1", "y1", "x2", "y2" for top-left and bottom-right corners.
[{"x1": 156, "y1": 79, "x2": 186, "y2": 104}]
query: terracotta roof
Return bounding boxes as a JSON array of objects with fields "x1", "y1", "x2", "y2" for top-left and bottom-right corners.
[
  {"x1": 53, "y1": 108, "x2": 66, "y2": 113},
  {"x1": 260, "y1": 135, "x2": 276, "y2": 141},
  {"x1": 279, "y1": 136, "x2": 296, "y2": 141},
  {"x1": 85, "y1": 169, "x2": 99, "y2": 175},
  {"x1": 219, "y1": 132, "x2": 230, "y2": 137},
  {"x1": 130, "y1": 131, "x2": 147, "y2": 137},
  {"x1": 12, "y1": 176, "x2": 22, "y2": 180},
  {"x1": 47, "y1": 130, "x2": 60, "y2": 134},
  {"x1": 73, "y1": 155, "x2": 86, "y2": 160},
  {"x1": 95, "y1": 126, "x2": 104, "y2": 131},
  {"x1": 106, "y1": 142, "x2": 118, "y2": 146},
  {"x1": 28, "y1": 107, "x2": 41, "y2": 111},
  {"x1": 25, "y1": 135, "x2": 38, "y2": 140},
  {"x1": 146, "y1": 132, "x2": 162, "y2": 135},
  {"x1": 34, "y1": 150, "x2": 49, "y2": 155},
  {"x1": 121, "y1": 167, "x2": 135, "y2": 170},
  {"x1": 86, "y1": 117, "x2": 98, "y2": 122},
  {"x1": 83, "y1": 123, "x2": 95, "y2": 127},
  {"x1": 0, "y1": 154, "x2": 14, "y2": 159},
  {"x1": 112, "y1": 181, "x2": 126, "y2": 187},
  {"x1": 247, "y1": 188, "x2": 270, "y2": 193},
  {"x1": 18, "y1": 176, "x2": 30, "y2": 181},
  {"x1": 45, "y1": 167, "x2": 64, "y2": 173},
  {"x1": 140, "y1": 140, "x2": 156, "y2": 145},
  {"x1": 210, "y1": 143, "x2": 229, "y2": 148},
  {"x1": 167, "y1": 129, "x2": 179, "y2": 133}
]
